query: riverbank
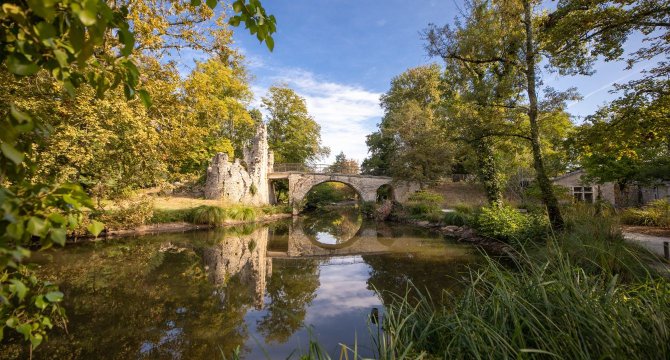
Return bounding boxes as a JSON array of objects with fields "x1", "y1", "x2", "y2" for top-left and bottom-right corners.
[
  {"x1": 80, "y1": 213, "x2": 293, "y2": 241},
  {"x1": 73, "y1": 194, "x2": 294, "y2": 241}
]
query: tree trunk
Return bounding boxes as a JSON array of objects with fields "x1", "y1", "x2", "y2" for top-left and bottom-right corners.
[
  {"x1": 522, "y1": 0, "x2": 564, "y2": 230},
  {"x1": 475, "y1": 139, "x2": 503, "y2": 206}
]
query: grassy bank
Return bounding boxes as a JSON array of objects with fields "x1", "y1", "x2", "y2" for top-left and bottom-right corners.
[{"x1": 86, "y1": 195, "x2": 291, "y2": 235}]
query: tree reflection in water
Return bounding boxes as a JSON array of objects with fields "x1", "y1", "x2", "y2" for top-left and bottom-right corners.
[
  {"x1": 256, "y1": 258, "x2": 320, "y2": 343},
  {"x1": 302, "y1": 207, "x2": 363, "y2": 245}
]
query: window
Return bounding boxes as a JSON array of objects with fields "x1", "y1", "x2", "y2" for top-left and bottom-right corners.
[{"x1": 573, "y1": 186, "x2": 594, "y2": 203}]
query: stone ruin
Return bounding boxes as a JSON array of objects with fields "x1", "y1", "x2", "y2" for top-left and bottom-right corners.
[{"x1": 204, "y1": 123, "x2": 273, "y2": 205}]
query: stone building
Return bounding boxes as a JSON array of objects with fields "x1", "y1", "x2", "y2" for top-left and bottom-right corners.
[
  {"x1": 552, "y1": 169, "x2": 670, "y2": 206},
  {"x1": 204, "y1": 124, "x2": 273, "y2": 205}
]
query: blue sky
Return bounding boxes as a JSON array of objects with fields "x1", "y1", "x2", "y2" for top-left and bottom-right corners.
[{"x1": 202, "y1": 0, "x2": 653, "y2": 163}]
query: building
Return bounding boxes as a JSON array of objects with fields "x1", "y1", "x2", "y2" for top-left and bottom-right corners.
[{"x1": 552, "y1": 169, "x2": 670, "y2": 207}]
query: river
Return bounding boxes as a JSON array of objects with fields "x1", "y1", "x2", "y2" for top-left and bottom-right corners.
[{"x1": 4, "y1": 208, "x2": 478, "y2": 359}]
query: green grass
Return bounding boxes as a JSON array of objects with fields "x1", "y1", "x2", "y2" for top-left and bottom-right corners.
[
  {"x1": 190, "y1": 205, "x2": 228, "y2": 225},
  {"x1": 621, "y1": 199, "x2": 670, "y2": 227}
]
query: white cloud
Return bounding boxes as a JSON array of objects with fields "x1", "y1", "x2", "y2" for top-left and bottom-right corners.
[{"x1": 252, "y1": 67, "x2": 383, "y2": 163}]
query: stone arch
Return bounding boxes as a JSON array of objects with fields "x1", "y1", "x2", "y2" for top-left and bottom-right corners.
[
  {"x1": 286, "y1": 173, "x2": 401, "y2": 214},
  {"x1": 375, "y1": 184, "x2": 395, "y2": 203}
]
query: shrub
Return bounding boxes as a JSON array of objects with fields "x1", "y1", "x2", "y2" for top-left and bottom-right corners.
[
  {"x1": 621, "y1": 199, "x2": 670, "y2": 227},
  {"x1": 150, "y1": 208, "x2": 194, "y2": 224},
  {"x1": 97, "y1": 196, "x2": 155, "y2": 229},
  {"x1": 190, "y1": 205, "x2": 227, "y2": 225},
  {"x1": 443, "y1": 211, "x2": 470, "y2": 226},
  {"x1": 475, "y1": 204, "x2": 548, "y2": 244},
  {"x1": 227, "y1": 206, "x2": 257, "y2": 221},
  {"x1": 360, "y1": 201, "x2": 377, "y2": 218},
  {"x1": 405, "y1": 190, "x2": 443, "y2": 217}
]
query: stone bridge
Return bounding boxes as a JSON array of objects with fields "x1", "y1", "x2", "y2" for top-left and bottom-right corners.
[
  {"x1": 268, "y1": 171, "x2": 420, "y2": 214},
  {"x1": 204, "y1": 123, "x2": 420, "y2": 208}
]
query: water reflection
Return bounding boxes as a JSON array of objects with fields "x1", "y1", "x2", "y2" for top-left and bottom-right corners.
[{"x1": 3, "y1": 209, "x2": 476, "y2": 359}]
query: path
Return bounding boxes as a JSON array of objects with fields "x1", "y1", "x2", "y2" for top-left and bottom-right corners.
[{"x1": 623, "y1": 231, "x2": 670, "y2": 259}]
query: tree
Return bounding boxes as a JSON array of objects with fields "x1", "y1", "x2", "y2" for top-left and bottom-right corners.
[
  {"x1": 183, "y1": 57, "x2": 255, "y2": 156},
  {"x1": 363, "y1": 65, "x2": 453, "y2": 184},
  {"x1": 0, "y1": 0, "x2": 276, "y2": 349},
  {"x1": 327, "y1": 152, "x2": 359, "y2": 174},
  {"x1": 425, "y1": 0, "x2": 574, "y2": 229},
  {"x1": 543, "y1": 0, "x2": 670, "y2": 185},
  {"x1": 262, "y1": 85, "x2": 329, "y2": 164}
]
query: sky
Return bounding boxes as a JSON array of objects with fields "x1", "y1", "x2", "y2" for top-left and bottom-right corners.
[{"x1": 185, "y1": 0, "x2": 655, "y2": 164}]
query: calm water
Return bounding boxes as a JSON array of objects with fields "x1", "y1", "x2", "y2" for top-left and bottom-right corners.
[{"x1": 5, "y1": 209, "x2": 477, "y2": 359}]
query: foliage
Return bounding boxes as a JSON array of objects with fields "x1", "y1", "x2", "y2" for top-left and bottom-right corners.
[
  {"x1": 0, "y1": 0, "x2": 276, "y2": 350},
  {"x1": 443, "y1": 211, "x2": 471, "y2": 226},
  {"x1": 475, "y1": 204, "x2": 548, "y2": 244},
  {"x1": 362, "y1": 64, "x2": 453, "y2": 183},
  {"x1": 326, "y1": 152, "x2": 359, "y2": 174},
  {"x1": 262, "y1": 85, "x2": 329, "y2": 164},
  {"x1": 380, "y1": 249, "x2": 669, "y2": 359},
  {"x1": 404, "y1": 190, "x2": 443, "y2": 218},
  {"x1": 621, "y1": 199, "x2": 670, "y2": 228},
  {"x1": 425, "y1": 0, "x2": 573, "y2": 228},
  {"x1": 190, "y1": 205, "x2": 228, "y2": 225},
  {"x1": 226, "y1": 206, "x2": 257, "y2": 221},
  {"x1": 96, "y1": 196, "x2": 155, "y2": 230},
  {"x1": 544, "y1": 0, "x2": 670, "y2": 186},
  {"x1": 304, "y1": 182, "x2": 357, "y2": 209}
]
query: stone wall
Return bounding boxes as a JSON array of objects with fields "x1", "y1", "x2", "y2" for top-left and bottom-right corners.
[{"x1": 204, "y1": 124, "x2": 273, "y2": 205}]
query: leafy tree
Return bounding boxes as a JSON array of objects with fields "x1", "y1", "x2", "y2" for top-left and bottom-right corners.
[
  {"x1": 183, "y1": 57, "x2": 255, "y2": 157},
  {"x1": 543, "y1": 0, "x2": 670, "y2": 185},
  {"x1": 0, "y1": 0, "x2": 276, "y2": 349},
  {"x1": 363, "y1": 65, "x2": 453, "y2": 184},
  {"x1": 327, "y1": 152, "x2": 359, "y2": 174},
  {"x1": 262, "y1": 85, "x2": 329, "y2": 164},
  {"x1": 570, "y1": 94, "x2": 670, "y2": 187},
  {"x1": 425, "y1": 0, "x2": 576, "y2": 229}
]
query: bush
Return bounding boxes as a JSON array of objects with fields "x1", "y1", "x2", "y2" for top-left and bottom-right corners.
[
  {"x1": 621, "y1": 199, "x2": 670, "y2": 227},
  {"x1": 474, "y1": 204, "x2": 548, "y2": 244},
  {"x1": 443, "y1": 211, "x2": 471, "y2": 226},
  {"x1": 97, "y1": 196, "x2": 155, "y2": 229},
  {"x1": 150, "y1": 208, "x2": 194, "y2": 223},
  {"x1": 405, "y1": 190, "x2": 443, "y2": 217},
  {"x1": 190, "y1": 205, "x2": 227, "y2": 225},
  {"x1": 226, "y1": 206, "x2": 257, "y2": 221}
]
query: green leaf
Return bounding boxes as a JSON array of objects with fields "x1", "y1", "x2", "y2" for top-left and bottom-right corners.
[
  {"x1": 27, "y1": 217, "x2": 47, "y2": 237},
  {"x1": 30, "y1": 333, "x2": 43, "y2": 349},
  {"x1": 16, "y1": 323, "x2": 32, "y2": 340},
  {"x1": 138, "y1": 89, "x2": 152, "y2": 108},
  {"x1": 9, "y1": 279, "x2": 28, "y2": 301},
  {"x1": 27, "y1": 0, "x2": 56, "y2": 20},
  {"x1": 233, "y1": 0, "x2": 244, "y2": 13},
  {"x1": 265, "y1": 35, "x2": 274, "y2": 51},
  {"x1": 45, "y1": 291, "x2": 64, "y2": 302},
  {"x1": 190, "y1": 0, "x2": 201, "y2": 5},
  {"x1": 205, "y1": 0, "x2": 217, "y2": 9},
  {"x1": 76, "y1": 9, "x2": 97, "y2": 26},
  {"x1": 229, "y1": 16, "x2": 241, "y2": 27},
  {"x1": 6, "y1": 317, "x2": 19, "y2": 328},
  {"x1": 1, "y1": 142, "x2": 25, "y2": 165},
  {"x1": 35, "y1": 22, "x2": 56, "y2": 41},
  {"x1": 35, "y1": 295, "x2": 48, "y2": 310},
  {"x1": 6, "y1": 55, "x2": 39, "y2": 76},
  {"x1": 87, "y1": 220, "x2": 105, "y2": 237},
  {"x1": 50, "y1": 228, "x2": 66, "y2": 246},
  {"x1": 10, "y1": 104, "x2": 32, "y2": 123},
  {"x1": 53, "y1": 49, "x2": 68, "y2": 67}
]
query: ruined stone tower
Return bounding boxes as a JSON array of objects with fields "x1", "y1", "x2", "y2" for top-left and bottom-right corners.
[{"x1": 204, "y1": 123, "x2": 274, "y2": 205}]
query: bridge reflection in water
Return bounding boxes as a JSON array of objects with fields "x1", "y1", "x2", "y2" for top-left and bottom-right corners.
[{"x1": 201, "y1": 209, "x2": 473, "y2": 316}]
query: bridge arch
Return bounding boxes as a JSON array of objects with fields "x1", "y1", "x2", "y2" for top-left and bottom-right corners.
[{"x1": 287, "y1": 173, "x2": 395, "y2": 213}]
